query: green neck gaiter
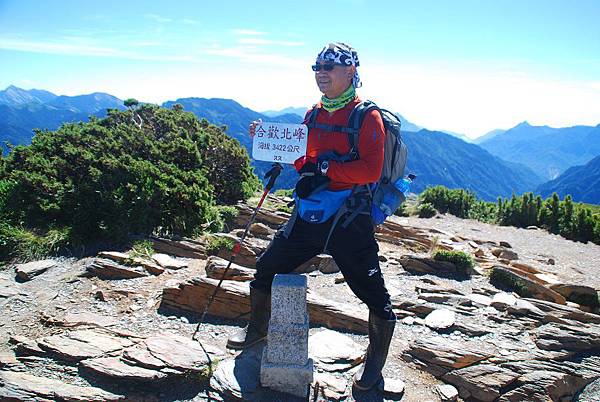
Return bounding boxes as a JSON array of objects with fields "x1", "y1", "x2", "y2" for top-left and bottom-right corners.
[{"x1": 321, "y1": 85, "x2": 356, "y2": 112}]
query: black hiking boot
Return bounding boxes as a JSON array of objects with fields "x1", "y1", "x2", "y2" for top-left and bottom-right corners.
[
  {"x1": 226, "y1": 285, "x2": 270, "y2": 350},
  {"x1": 353, "y1": 311, "x2": 396, "y2": 390}
]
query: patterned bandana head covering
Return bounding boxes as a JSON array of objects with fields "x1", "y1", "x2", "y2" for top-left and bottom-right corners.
[{"x1": 316, "y1": 42, "x2": 362, "y2": 88}]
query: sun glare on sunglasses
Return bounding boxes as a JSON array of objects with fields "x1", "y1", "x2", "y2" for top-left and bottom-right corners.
[{"x1": 311, "y1": 64, "x2": 335, "y2": 72}]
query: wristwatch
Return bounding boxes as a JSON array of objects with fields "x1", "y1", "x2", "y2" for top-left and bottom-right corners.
[{"x1": 319, "y1": 160, "x2": 329, "y2": 176}]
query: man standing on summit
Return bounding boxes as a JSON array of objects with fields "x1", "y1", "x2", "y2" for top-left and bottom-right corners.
[{"x1": 227, "y1": 42, "x2": 396, "y2": 391}]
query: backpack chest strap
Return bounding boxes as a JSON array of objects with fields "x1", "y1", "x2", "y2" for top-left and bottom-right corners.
[
  {"x1": 306, "y1": 106, "x2": 362, "y2": 161},
  {"x1": 306, "y1": 121, "x2": 357, "y2": 134}
]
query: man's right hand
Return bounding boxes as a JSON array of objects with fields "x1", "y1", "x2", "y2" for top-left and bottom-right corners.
[{"x1": 249, "y1": 118, "x2": 263, "y2": 138}]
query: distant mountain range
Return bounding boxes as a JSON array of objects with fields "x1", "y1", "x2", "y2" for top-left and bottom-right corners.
[
  {"x1": 0, "y1": 85, "x2": 57, "y2": 105},
  {"x1": 477, "y1": 121, "x2": 600, "y2": 181},
  {"x1": 403, "y1": 130, "x2": 542, "y2": 200},
  {"x1": 537, "y1": 155, "x2": 600, "y2": 203},
  {"x1": 261, "y1": 106, "x2": 307, "y2": 118},
  {"x1": 260, "y1": 106, "x2": 471, "y2": 141},
  {"x1": 1, "y1": 85, "x2": 598, "y2": 202},
  {"x1": 473, "y1": 128, "x2": 507, "y2": 144},
  {"x1": 164, "y1": 99, "x2": 543, "y2": 200},
  {"x1": 0, "y1": 86, "x2": 124, "y2": 153}
]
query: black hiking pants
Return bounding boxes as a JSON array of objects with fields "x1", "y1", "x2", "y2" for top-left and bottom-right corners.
[{"x1": 251, "y1": 213, "x2": 395, "y2": 321}]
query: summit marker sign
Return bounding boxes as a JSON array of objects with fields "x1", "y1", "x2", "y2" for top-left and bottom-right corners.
[{"x1": 252, "y1": 122, "x2": 308, "y2": 164}]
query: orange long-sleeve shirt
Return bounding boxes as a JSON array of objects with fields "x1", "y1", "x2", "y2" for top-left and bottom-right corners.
[{"x1": 303, "y1": 98, "x2": 385, "y2": 191}]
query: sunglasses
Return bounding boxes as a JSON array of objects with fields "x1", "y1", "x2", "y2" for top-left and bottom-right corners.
[{"x1": 311, "y1": 64, "x2": 336, "y2": 72}]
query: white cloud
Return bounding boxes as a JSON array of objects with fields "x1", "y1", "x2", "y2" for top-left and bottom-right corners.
[
  {"x1": 144, "y1": 14, "x2": 172, "y2": 23},
  {"x1": 203, "y1": 45, "x2": 299, "y2": 66},
  {"x1": 232, "y1": 29, "x2": 266, "y2": 36},
  {"x1": 0, "y1": 37, "x2": 192, "y2": 62},
  {"x1": 238, "y1": 37, "x2": 303, "y2": 47},
  {"x1": 361, "y1": 63, "x2": 600, "y2": 138},
  {"x1": 128, "y1": 40, "x2": 162, "y2": 47}
]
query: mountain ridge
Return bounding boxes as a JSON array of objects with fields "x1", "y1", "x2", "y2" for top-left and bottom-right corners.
[
  {"x1": 537, "y1": 155, "x2": 600, "y2": 203},
  {"x1": 478, "y1": 121, "x2": 600, "y2": 180},
  {"x1": 0, "y1": 85, "x2": 588, "y2": 201}
]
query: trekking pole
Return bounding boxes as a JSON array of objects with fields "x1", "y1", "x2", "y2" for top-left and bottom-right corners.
[{"x1": 192, "y1": 163, "x2": 283, "y2": 341}]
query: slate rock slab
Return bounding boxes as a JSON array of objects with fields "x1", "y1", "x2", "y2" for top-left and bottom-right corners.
[
  {"x1": 442, "y1": 364, "x2": 519, "y2": 402},
  {"x1": 59, "y1": 312, "x2": 119, "y2": 328},
  {"x1": 534, "y1": 322, "x2": 600, "y2": 352},
  {"x1": 318, "y1": 255, "x2": 340, "y2": 274},
  {"x1": 80, "y1": 356, "x2": 167, "y2": 381},
  {"x1": 86, "y1": 258, "x2": 148, "y2": 279},
  {"x1": 37, "y1": 329, "x2": 134, "y2": 361},
  {"x1": 497, "y1": 370, "x2": 590, "y2": 402},
  {"x1": 210, "y1": 347, "x2": 263, "y2": 401},
  {"x1": 490, "y1": 266, "x2": 566, "y2": 304},
  {"x1": 436, "y1": 383, "x2": 459, "y2": 401},
  {"x1": 152, "y1": 253, "x2": 188, "y2": 270},
  {"x1": 491, "y1": 247, "x2": 518, "y2": 260},
  {"x1": 15, "y1": 259, "x2": 57, "y2": 281},
  {"x1": 425, "y1": 308, "x2": 456, "y2": 330},
  {"x1": 405, "y1": 336, "x2": 495, "y2": 377},
  {"x1": 0, "y1": 351, "x2": 23, "y2": 371},
  {"x1": 313, "y1": 372, "x2": 348, "y2": 400},
  {"x1": 491, "y1": 292, "x2": 518, "y2": 309},
  {"x1": 0, "y1": 370, "x2": 124, "y2": 401},
  {"x1": 469, "y1": 293, "x2": 492, "y2": 306},
  {"x1": 308, "y1": 329, "x2": 364, "y2": 372},
  {"x1": 144, "y1": 334, "x2": 210, "y2": 372},
  {"x1": 382, "y1": 378, "x2": 405, "y2": 399},
  {"x1": 0, "y1": 278, "x2": 19, "y2": 298},
  {"x1": 576, "y1": 377, "x2": 600, "y2": 402},
  {"x1": 551, "y1": 284, "x2": 600, "y2": 308},
  {"x1": 122, "y1": 345, "x2": 169, "y2": 370},
  {"x1": 205, "y1": 256, "x2": 255, "y2": 281},
  {"x1": 399, "y1": 255, "x2": 458, "y2": 276},
  {"x1": 250, "y1": 222, "x2": 274, "y2": 237}
]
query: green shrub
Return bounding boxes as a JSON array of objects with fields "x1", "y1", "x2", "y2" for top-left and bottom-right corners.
[
  {"x1": 276, "y1": 204, "x2": 292, "y2": 214},
  {"x1": 0, "y1": 224, "x2": 71, "y2": 263},
  {"x1": 489, "y1": 266, "x2": 532, "y2": 298},
  {"x1": 200, "y1": 123, "x2": 260, "y2": 203},
  {"x1": 433, "y1": 250, "x2": 474, "y2": 275},
  {"x1": 419, "y1": 186, "x2": 477, "y2": 218},
  {"x1": 0, "y1": 105, "x2": 258, "y2": 256},
  {"x1": 419, "y1": 186, "x2": 600, "y2": 245},
  {"x1": 129, "y1": 239, "x2": 154, "y2": 260},
  {"x1": 568, "y1": 291, "x2": 600, "y2": 308},
  {"x1": 205, "y1": 235, "x2": 235, "y2": 256},
  {"x1": 394, "y1": 203, "x2": 409, "y2": 217},
  {"x1": 417, "y1": 202, "x2": 437, "y2": 218},
  {"x1": 274, "y1": 189, "x2": 293, "y2": 198},
  {"x1": 217, "y1": 205, "x2": 239, "y2": 231}
]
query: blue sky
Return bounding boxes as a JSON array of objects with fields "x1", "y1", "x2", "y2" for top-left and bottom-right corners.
[{"x1": 1, "y1": 0, "x2": 599, "y2": 138}]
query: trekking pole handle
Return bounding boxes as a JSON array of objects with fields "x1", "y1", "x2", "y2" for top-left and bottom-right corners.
[{"x1": 264, "y1": 163, "x2": 283, "y2": 192}]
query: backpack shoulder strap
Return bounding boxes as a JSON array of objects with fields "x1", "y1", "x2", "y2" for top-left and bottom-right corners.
[
  {"x1": 306, "y1": 105, "x2": 356, "y2": 134},
  {"x1": 346, "y1": 100, "x2": 381, "y2": 160},
  {"x1": 305, "y1": 104, "x2": 318, "y2": 125}
]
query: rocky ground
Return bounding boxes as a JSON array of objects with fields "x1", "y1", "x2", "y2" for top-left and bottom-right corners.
[{"x1": 1, "y1": 194, "x2": 599, "y2": 401}]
